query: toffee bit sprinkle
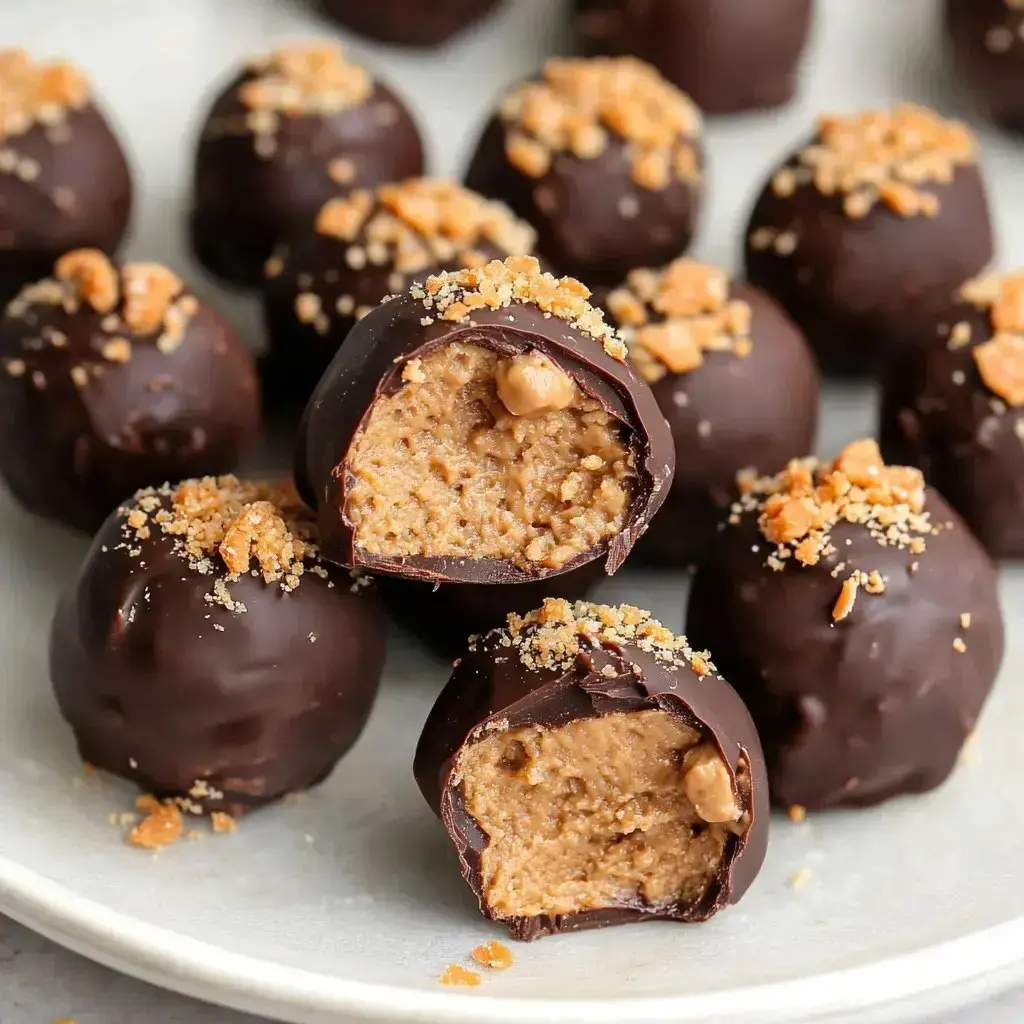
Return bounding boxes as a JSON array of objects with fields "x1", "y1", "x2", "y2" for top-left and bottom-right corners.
[
  {"x1": 471, "y1": 941, "x2": 514, "y2": 971},
  {"x1": 788, "y1": 867, "x2": 812, "y2": 890},
  {"x1": 439, "y1": 965, "x2": 480, "y2": 988},
  {"x1": 127, "y1": 795, "x2": 183, "y2": 849},
  {"x1": 607, "y1": 258, "x2": 752, "y2": 383},
  {"x1": 416, "y1": 256, "x2": 626, "y2": 360},
  {"x1": 960, "y1": 612, "x2": 972, "y2": 629},
  {"x1": 774, "y1": 104, "x2": 975, "y2": 220},
  {"x1": 0, "y1": 49, "x2": 91, "y2": 143},
  {"x1": 499, "y1": 57, "x2": 701, "y2": 191},
  {"x1": 787, "y1": 804, "x2": 807, "y2": 823},
  {"x1": 240, "y1": 42, "x2": 372, "y2": 115},
  {"x1": 315, "y1": 179, "x2": 536, "y2": 278},
  {"x1": 210, "y1": 812, "x2": 237, "y2": 834},
  {"x1": 959, "y1": 270, "x2": 1024, "y2": 407},
  {"x1": 953, "y1": 637, "x2": 967, "y2": 653}
]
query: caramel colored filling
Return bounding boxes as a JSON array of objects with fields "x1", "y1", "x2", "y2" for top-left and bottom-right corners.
[
  {"x1": 346, "y1": 344, "x2": 632, "y2": 568},
  {"x1": 458, "y1": 711, "x2": 745, "y2": 920}
]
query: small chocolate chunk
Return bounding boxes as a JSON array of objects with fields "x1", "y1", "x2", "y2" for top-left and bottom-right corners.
[
  {"x1": 190, "y1": 42, "x2": 424, "y2": 289},
  {"x1": 605, "y1": 258, "x2": 819, "y2": 566},
  {"x1": 296, "y1": 256, "x2": 675, "y2": 584},
  {"x1": 316, "y1": 0, "x2": 506, "y2": 47},
  {"x1": 573, "y1": 0, "x2": 814, "y2": 116},
  {"x1": 261, "y1": 179, "x2": 537, "y2": 409},
  {"x1": 0, "y1": 50, "x2": 132, "y2": 306},
  {"x1": 881, "y1": 269, "x2": 1024, "y2": 557},
  {"x1": 744, "y1": 104, "x2": 994, "y2": 377},
  {"x1": 687, "y1": 439, "x2": 1004, "y2": 810},
  {"x1": 413, "y1": 599, "x2": 769, "y2": 940},
  {"x1": 0, "y1": 250, "x2": 260, "y2": 533},
  {"x1": 50, "y1": 476, "x2": 387, "y2": 815},
  {"x1": 465, "y1": 57, "x2": 703, "y2": 288}
]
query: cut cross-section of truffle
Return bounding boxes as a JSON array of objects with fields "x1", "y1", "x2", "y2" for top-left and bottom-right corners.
[
  {"x1": 605, "y1": 258, "x2": 819, "y2": 566},
  {"x1": 50, "y1": 476, "x2": 388, "y2": 816},
  {"x1": 0, "y1": 49, "x2": 132, "y2": 306},
  {"x1": 0, "y1": 250, "x2": 260, "y2": 533},
  {"x1": 190, "y1": 41, "x2": 424, "y2": 289},
  {"x1": 881, "y1": 269, "x2": 1024, "y2": 558},
  {"x1": 687, "y1": 439, "x2": 1004, "y2": 810},
  {"x1": 296, "y1": 256, "x2": 675, "y2": 584},
  {"x1": 413, "y1": 599, "x2": 769, "y2": 940},
  {"x1": 465, "y1": 57, "x2": 703, "y2": 288},
  {"x1": 572, "y1": 0, "x2": 814, "y2": 116},
  {"x1": 261, "y1": 179, "x2": 537, "y2": 409},
  {"x1": 743, "y1": 104, "x2": 994, "y2": 377},
  {"x1": 316, "y1": 0, "x2": 506, "y2": 47}
]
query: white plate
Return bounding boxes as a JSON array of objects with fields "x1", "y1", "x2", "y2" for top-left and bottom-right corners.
[{"x1": 2, "y1": 1, "x2": 1024, "y2": 1022}]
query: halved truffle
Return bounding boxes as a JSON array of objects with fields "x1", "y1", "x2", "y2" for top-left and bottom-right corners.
[
  {"x1": 296, "y1": 256, "x2": 675, "y2": 584},
  {"x1": 414, "y1": 599, "x2": 769, "y2": 940}
]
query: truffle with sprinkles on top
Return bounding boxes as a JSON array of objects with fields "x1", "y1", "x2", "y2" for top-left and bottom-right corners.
[
  {"x1": 881, "y1": 269, "x2": 1024, "y2": 558},
  {"x1": 0, "y1": 49, "x2": 132, "y2": 306},
  {"x1": 261, "y1": 179, "x2": 537, "y2": 409},
  {"x1": 687, "y1": 439, "x2": 1004, "y2": 810},
  {"x1": 316, "y1": 0, "x2": 506, "y2": 47},
  {"x1": 743, "y1": 104, "x2": 993, "y2": 377},
  {"x1": 189, "y1": 41, "x2": 425, "y2": 289},
  {"x1": 50, "y1": 476, "x2": 388, "y2": 816},
  {"x1": 0, "y1": 250, "x2": 260, "y2": 533},
  {"x1": 465, "y1": 57, "x2": 703, "y2": 288},
  {"x1": 296, "y1": 256, "x2": 675, "y2": 585},
  {"x1": 605, "y1": 258, "x2": 819, "y2": 566},
  {"x1": 414, "y1": 598, "x2": 769, "y2": 940}
]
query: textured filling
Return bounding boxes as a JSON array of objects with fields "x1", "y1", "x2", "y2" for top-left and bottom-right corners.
[
  {"x1": 346, "y1": 343, "x2": 632, "y2": 568},
  {"x1": 458, "y1": 711, "x2": 745, "y2": 920}
]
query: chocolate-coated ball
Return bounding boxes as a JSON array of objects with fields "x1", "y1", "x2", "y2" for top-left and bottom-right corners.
[{"x1": 317, "y1": 0, "x2": 505, "y2": 47}]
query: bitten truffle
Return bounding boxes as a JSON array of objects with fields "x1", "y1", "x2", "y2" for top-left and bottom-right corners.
[
  {"x1": 190, "y1": 42, "x2": 424, "y2": 289},
  {"x1": 316, "y1": 0, "x2": 506, "y2": 47},
  {"x1": 0, "y1": 250, "x2": 260, "y2": 534},
  {"x1": 262, "y1": 179, "x2": 537, "y2": 408},
  {"x1": 687, "y1": 440, "x2": 1004, "y2": 811},
  {"x1": 413, "y1": 599, "x2": 769, "y2": 940},
  {"x1": 465, "y1": 58, "x2": 703, "y2": 288},
  {"x1": 0, "y1": 50, "x2": 132, "y2": 305},
  {"x1": 50, "y1": 476, "x2": 388, "y2": 816},
  {"x1": 297, "y1": 256, "x2": 675, "y2": 584},
  {"x1": 572, "y1": 0, "x2": 814, "y2": 116},
  {"x1": 880, "y1": 270, "x2": 1024, "y2": 558},
  {"x1": 744, "y1": 104, "x2": 993, "y2": 377},
  {"x1": 605, "y1": 258, "x2": 819, "y2": 566},
  {"x1": 946, "y1": 0, "x2": 1024, "y2": 133}
]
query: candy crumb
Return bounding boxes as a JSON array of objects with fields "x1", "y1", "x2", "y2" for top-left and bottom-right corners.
[
  {"x1": 439, "y1": 964, "x2": 481, "y2": 987},
  {"x1": 471, "y1": 940, "x2": 514, "y2": 971},
  {"x1": 787, "y1": 805, "x2": 807, "y2": 823},
  {"x1": 788, "y1": 867, "x2": 812, "y2": 890}
]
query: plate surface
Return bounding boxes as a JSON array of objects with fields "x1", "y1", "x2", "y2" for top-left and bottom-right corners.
[{"x1": 3, "y1": 1, "x2": 1024, "y2": 1022}]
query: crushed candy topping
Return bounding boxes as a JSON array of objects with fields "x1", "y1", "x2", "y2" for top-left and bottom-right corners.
[
  {"x1": 960, "y1": 271, "x2": 1024, "y2": 407},
  {"x1": 0, "y1": 49, "x2": 90, "y2": 142},
  {"x1": 240, "y1": 42, "x2": 371, "y2": 115}
]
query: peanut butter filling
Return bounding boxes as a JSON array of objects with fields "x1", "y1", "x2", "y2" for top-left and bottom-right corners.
[
  {"x1": 345, "y1": 343, "x2": 632, "y2": 569},
  {"x1": 457, "y1": 711, "x2": 745, "y2": 920}
]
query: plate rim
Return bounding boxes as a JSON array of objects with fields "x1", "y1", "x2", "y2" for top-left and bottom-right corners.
[{"x1": 3, "y1": 854, "x2": 1023, "y2": 1024}]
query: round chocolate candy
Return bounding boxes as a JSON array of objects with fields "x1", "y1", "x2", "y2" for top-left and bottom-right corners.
[
  {"x1": 413, "y1": 599, "x2": 769, "y2": 940},
  {"x1": 296, "y1": 255, "x2": 675, "y2": 585},
  {"x1": 0, "y1": 50, "x2": 132, "y2": 306},
  {"x1": 465, "y1": 57, "x2": 703, "y2": 289},
  {"x1": 743, "y1": 104, "x2": 994, "y2": 377},
  {"x1": 946, "y1": 0, "x2": 1024, "y2": 133},
  {"x1": 50, "y1": 476, "x2": 388, "y2": 818},
  {"x1": 686, "y1": 439, "x2": 1004, "y2": 811},
  {"x1": 880, "y1": 270, "x2": 1024, "y2": 558},
  {"x1": 316, "y1": 0, "x2": 505, "y2": 47},
  {"x1": 190, "y1": 42, "x2": 425, "y2": 289},
  {"x1": 262, "y1": 179, "x2": 537, "y2": 409},
  {"x1": 604, "y1": 258, "x2": 819, "y2": 566},
  {"x1": 572, "y1": 0, "x2": 814, "y2": 116},
  {"x1": 0, "y1": 250, "x2": 260, "y2": 534}
]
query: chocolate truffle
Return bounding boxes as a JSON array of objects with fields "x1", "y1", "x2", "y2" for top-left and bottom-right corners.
[
  {"x1": 190, "y1": 42, "x2": 425, "y2": 289},
  {"x1": 0, "y1": 250, "x2": 260, "y2": 534},
  {"x1": 0, "y1": 50, "x2": 132, "y2": 306},
  {"x1": 465, "y1": 58, "x2": 703, "y2": 289},
  {"x1": 744, "y1": 104, "x2": 993, "y2": 377},
  {"x1": 946, "y1": 0, "x2": 1024, "y2": 133},
  {"x1": 605, "y1": 258, "x2": 818, "y2": 566},
  {"x1": 414, "y1": 599, "x2": 769, "y2": 940},
  {"x1": 262, "y1": 179, "x2": 536, "y2": 408},
  {"x1": 880, "y1": 270, "x2": 1024, "y2": 558},
  {"x1": 573, "y1": 0, "x2": 814, "y2": 116},
  {"x1": 297, "y1": 256, "x2": 675, "y2": 584},
  {"x1": 317, "y1": 0, "x2": 505, "y2": 47},
  {"x1": 686, "y1": 440, "x2": 1004, "y2": 811},
  {"x1": 50, "y1": 476, "x2": 387, "y2": 816}
]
